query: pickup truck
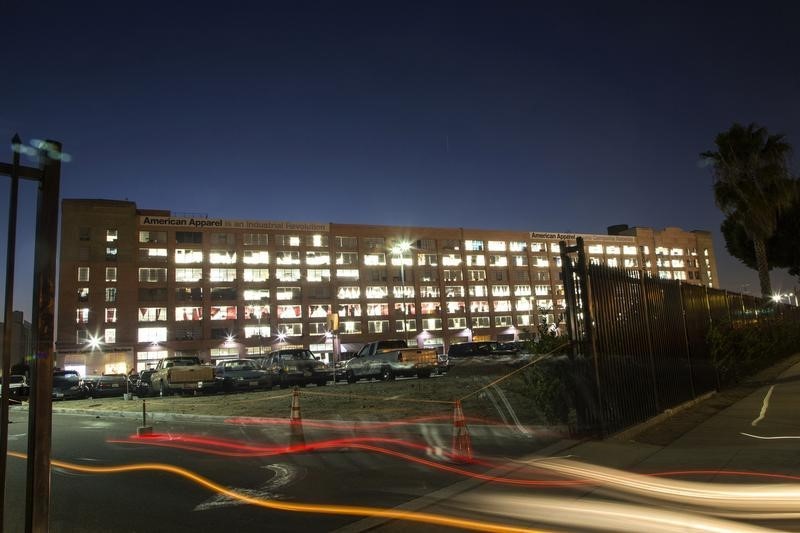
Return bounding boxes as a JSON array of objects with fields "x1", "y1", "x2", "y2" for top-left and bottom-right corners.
[
  {"x1": 342, "y1": 340, "x2": 437, "y2": 383},
  {"x1": 150, "y1": 356, "x2": 216, "y2": 396}
]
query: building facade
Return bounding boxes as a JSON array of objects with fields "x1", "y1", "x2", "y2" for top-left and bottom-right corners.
[{"x1": 56, "y1": 199, "x2": 719, "y2": 374}]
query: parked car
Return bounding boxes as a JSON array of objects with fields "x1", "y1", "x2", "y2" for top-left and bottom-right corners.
[
  {"x1": 258, "y1": 349, "x2": 332, "y2": 388},
  {"x1": 1, "y1": 375, "x2": 30, "y2": 399},
  {"x1": 447, "y1": 341, "x2": 518, "y2": 358},
  {"x1": 87, "y1": 374, "x2": 130, "y2": 398},
  {"x1": 214, "y1": 358, "x2": 272, "y2": 392},
  {"x1": 52, "y1": 371, "x2": 88, "y2": 400},
  {"x1": 134, "y1": 368, "x2": 157, "y2": 396}
]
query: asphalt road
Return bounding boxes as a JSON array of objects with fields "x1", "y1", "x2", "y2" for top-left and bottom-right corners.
[{"x1": 4, "y1": 408, "x2": 557, "y2": 533}]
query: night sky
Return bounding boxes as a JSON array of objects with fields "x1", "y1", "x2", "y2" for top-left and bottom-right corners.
[{"x1": 2, "y1": 1, "x2": 799, "y2": 317}]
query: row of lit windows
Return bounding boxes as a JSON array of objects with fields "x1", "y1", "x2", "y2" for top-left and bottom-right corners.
[{"x1": 78, "y1": 297, "x2": 565, "y2": 325}]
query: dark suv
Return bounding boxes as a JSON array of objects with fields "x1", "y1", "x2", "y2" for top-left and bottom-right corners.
[
  {"x1": 256, "y1": 349, "x2": 332, "y2": 388},
  {"x1": 447, "y1": 341, "x2": 518, "y2": 358}
]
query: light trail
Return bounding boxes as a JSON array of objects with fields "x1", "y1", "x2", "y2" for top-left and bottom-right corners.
[
  {"x1": 6, "y1": 451, "x2": 551, "y2": 533},
  {"x1": 740, "y1": 432, "x2": 800, "y2": 440}
]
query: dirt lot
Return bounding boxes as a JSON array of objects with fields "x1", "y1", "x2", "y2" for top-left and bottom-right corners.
[{"x1": 48, "y1": 362, "x2": 549, "y2": 425}]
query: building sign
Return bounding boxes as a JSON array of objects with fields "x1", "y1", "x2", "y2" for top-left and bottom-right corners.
[
  {"x1": 140, "y1": 216, "x2": 329, "y2": 232},
  {"x1": 529, "y1": 231, "x2": 635, "y2": 243}
]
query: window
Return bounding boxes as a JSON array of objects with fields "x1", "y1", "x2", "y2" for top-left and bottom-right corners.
[
  {"x1": 466, "y1": 254, "x2": 485, "y2": 266},
  {"x1": 175, "y1": 248, "x2": 203, "y2": 263},
  {"x1": 209, "y1": 250, "x2": 236, "y2": 264},
  {"x1": 489, "y1": 255, "x2": 508, "y2": 267},
  {"x1": 495, "y1": 316, "x2": 513, "y2": 327},
  {"x1": 588, "y1": 244, "x2": 603, "y2": 254},
  {"x1": 487, "y1": 241, "x2": 506, "y2": 252},
  {"x1": 105, "y1": 308, "x2": 117, "y2": 323},
  {"x1": 468, "y1": 270, "x2": 486, "y2": 281},
  {"x1": 138, "y1": 307, "x2": 167, "y2": 322},
  {"x1": 79, "y1": 227, "x2": 90, "y2": 241},
  {"x1": 492, "y1": 285, "x2": 510, "y2": 296},
  {"x1": 77, "y1": 288, "x2": 89, "y2": 302},
  {"x1": 140, "y1": 247, "x2": 168, "y2": 260},
  {"x1": 365, "y1": 286, "x2": 388, "y2": 299},
  {"x1": 106, "y1": 229, "x2": 118, "y2": 243},
  {"x1": 335, "y1": 236, "x2": 357, "y2": 248},
  {"x1": 392, "y1": 286, "x2": 414, "y2": 298},
  {"x1": 421, "y1": 318, "x2": 442, "y2": 331},
  {"x1": 336, "y1": 252, "x2": 359, "y2": 265},
  {"x1": 210, "y1": 232, "x2": 235, "y2": 245},
  {"x1": 276, "y1": 268, "x2": 301, "y2": 282},
  {"x1": 209, "y1": 268, "x2": 236, "y2": 282},
  {"x1": 244, "y1": 289, "x2": 270, "y2": 301},
  {"x1": 607, "y1": 258, "x2": 619, "y2": 267},
  {"x1": 138, "y1": 268, "x2": 166, "y2": 282},
  {"x1": 368, "y1": 320, "x2": 390, "y2": 333},
  {"x1": 78, "y1": 267, "x2": 90, "y2": 282},
  {"x1": 278, "y1": 305, "x2": 302, "y2": 319},
  {"x1": 307, "y1": 323, "x2": 327, "y2": 335},
  {"x1": 445, "y1": 285, "x2": 465, "y2": 298},
  {"x1": 306, "y1": 234, "x2": 328, "y2": 247},
  {"x1": 276, "y1": 287, "x2": 301, "y2": 300},
  {"x1": 76, "y1": 329, "x2": 89, "y2": 344},
  {"x1": 534, "y1": 257, "x2": 549, "y2": 268},
  {"x1": 244, "y1": 325, "x2": 271, "y2": 338},
  {"x1": 278, "y1": 323, "x2": 303, "y2": 336},
  {"x1": 274, "y1": 235, "x2": 300, "y2": 247},
  {"x1": 105, "y1": 267, "x2": 117, "y2": 282},
  {"x1": 105, "y1": 247, "x2": 118, "y2": 260},
  {"x1": 176, "y1": 231, "x2": 202, "y2": 244},
  {"x1": 243, "y1": 268, "x2": 269, "y2": 282},
  {"x1": 550, "y1": 243, "x2": 561, "y2": 253},
  {"x1": 395, "y1": 302, "x2": 415, "y2": 314},
  {"x1": 509, "y1": 241, "x2": 526, "y2": 252},
  {"x1": 623, "y1": 245, "x2": 637, "y2": 255},
  {"x1": 535, "y1": 285, "x2": 551, "y2": 296},
  {"x1": 244, "y1": 304, "x2": 270, "y2": 319},
  {"x1": 139, "y1": 231, "x2": 167, "y2": 244},
  {"x1": 471, "y1": 316, "x2": 490, "y2": 328},
  {"x1": 420, "y1": 286, "x2": 440, "y2": 298},
  {"x1": 138, "y1": 288, "x2": 168, "y2": 301},
  {"x1": 210, "y1": 306, "x2": 237, "y2": 320},
  {"x1": 138, "y1": 327, "x2": 167, "y2": 343},
  {"x1": 418, "y1": 253, "x2": 438, "y2": 266},
  {"x1": 366, "y1": 303, "x2": 389, "y2": 316},
  {"x1": 671, "y1": 248, "x2": 684, "y2": 256},
  {"x1": 470, "y1": 300, "x2": 489, "y2": 313},
  {"x1": 420, "y1": 302, "x2": 440, "y2": 315},
  {"x1": 105, "y1": 287, "x2": 117, "y2": 302},
  {"x1": 363, "y1": 253, "x2": 386, "y2": 266},
  {"x1": 448, "y1": 317, "x2": 467, "y2": 329},
  {"x1": 175, "y1": 287, "x2": 203, "y2": 301},
  {"x1": 469, "y1": 285, "x2": 488, "y2": 297},
  {"x1": 175, "y1": 268, "x2": 203, "y2": 282},
  {"x1": 606, "y1": 245, "x2": 621, "y2": 255},
  {"x1": 276, "y1": 251, "x2": 300, "y2": 265},
  {"x1": 514, "y1": 284, "x2": 532, "y2": 296},
  {"x1": 446, "y1": 301, "x2": 465, "y2": 314},
  {"x1": 306, "y1": 268, "x2": 330, "y2": 282},
  {"x1": 104, "y1": 328, "x2": 116, "y2": 344},
  {"x1": 210, "y1": 287, "x2": 237, "y2": 300},
  {"x1": 512, "y1": 255, "x2": 528, "y2": 267},
  {"x1": 243, "y1": 250, "x2": 269, "y2": 264},
  {"x1": 442, "y1": 254, "x2": 461, "y2": 267},
  {"x1": 530, "y1": 242, "x2": 545, "y2": 252},
  {"x1": 443, "y1": 269, "x2": 463, "y2": 282},
  {"x1": 336, "y1": 269, "x2": 359, "y2": 279},
  {"x1": 341, "y1": 320, "x2": 362, "y2": 334},
  {"x1": 493, "y1": 300, "x2": 512, "y2": 312},
  {"x1": 76, "y1": 308, "x2": 89, "y2": 324},
  {"x1": 240, "y1": 232, "x2": 267, "y2": 246},
  {"x1": 308, "y1": 304, "x2": 330, "y2": 318},
  {"x1": 337, "y1": 286, "x2": 361, "y2": 299},
  {"x1": 516, "y1": 297, "x2": 533, "y2": 311},
  {"x1": 395, "y1": 319, "x2": 416, "y2": 333},
  {"x1": 464, "y1": 240, "x2": 484, "y2": 251},
  {"x1": 175, "y1": 307, "x2": 203, "y2": 321},
  {"x1": 306, "y1": 251, "x2": 330, "y2": 265}
]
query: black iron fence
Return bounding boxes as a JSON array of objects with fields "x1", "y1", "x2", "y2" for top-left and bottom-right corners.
[{"x1": 559, "y1": 237, "x2": 800, "y2": 437}]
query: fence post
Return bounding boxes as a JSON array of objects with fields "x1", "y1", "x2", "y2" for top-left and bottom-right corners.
[
  {"x1": 677, "y1": 282, "x2": 696, "y2": 398},
  {"x1": 638, "y1": 267, "x2": 660, "y2": 413}
]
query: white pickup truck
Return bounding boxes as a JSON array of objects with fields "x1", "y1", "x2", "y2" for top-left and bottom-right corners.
[{"x1": 342, "y1": 340, "x2": 437, "y2": 383}]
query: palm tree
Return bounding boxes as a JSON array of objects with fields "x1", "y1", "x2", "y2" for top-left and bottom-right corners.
[{"x1": 701, "y1": 123, "x2": 794, "y2": 297}]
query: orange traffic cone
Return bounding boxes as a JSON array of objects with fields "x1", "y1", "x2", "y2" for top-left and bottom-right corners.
[
  {"x1": 451, "y1": 400, "x2": 472, "y2": 463},
  {"x1": 290, "y1": 386, "x2": 305, "y2": 447}
]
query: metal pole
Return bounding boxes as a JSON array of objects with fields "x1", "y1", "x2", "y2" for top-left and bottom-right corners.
[
  {"x1": 25, "y1": 139, "x2": 61, "y2": 533},
  {"x1": 0, "y1": 134, "x2": 22, "y2": 531}
]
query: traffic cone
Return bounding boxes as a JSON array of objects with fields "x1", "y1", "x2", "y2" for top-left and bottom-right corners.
[
  {"x1": 451, "y1": 400, "x2": 472, "y2": 463},
  {"x1": 290, "y1": 386, "x2": 305, "y2": 447}
]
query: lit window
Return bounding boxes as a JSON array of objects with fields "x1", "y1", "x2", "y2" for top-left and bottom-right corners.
[
  {"x1": 278, "y1": 323, "x2": 303, "y2": 336},
  {"x1": 607, "y1": 258, "x2": 619, "y2": 267},
  {"x1": 209, "y1": 268, "x2": 236, "y2": 282},
  {"x1": 175, "y1": 307, "x2": 203, "y2": 321},
  {"x1": 105, "y1": 267, "x2": 117, "y2": 282},
  {"x1": 336, "y1": 269, "x2": 359, "y2": 279},
  {"x1": 365, "y1": 286, "x2": 388, "y2": 298},
  {"x1": 466, "y1": 254, "x2": 485, "y2": 266},
  {"x1": 515, "y1": 298, "x2": 533, "y2": 311},
  {"x1": 306, "y1": 252, "x2": 330, "y2": 265},
  {"x1": 244, "y1": 325, "x2": 270, "y2": 338},
  {"x1": 368, "y1": 320, "x2": 390, "y2": 334},
  {"x1": 243, "y1": 268, "x2": 269, "y2": 282},
  {"x1": 550, "y1": 243, "x2": 561, "y2": 253},
  {"x1": 492, "y1": 285, "x2": 510, "y2": 296},
  {"x1": 489, "y1": 255, "x2": 507, "y2": 267},
  {"x1": 105, "y1": 287, "x2": 116, "y2": 302},
  {"x1": 77, "y1": 287, "x2": 89, "y2": 302},
  {"x1": 278, "y1": 305, "x2": 302, "y2": 319},
  {"x1": 623, "y1": 245, "x2": 637, "y2": 255},
  {"x1": 363, "y1": 253, "x2": 386, "y2": 266},
  {"x1": 105, "y1": 308, "x2": 117, "y2": 323},
  {"x1": 175, "y1": 268, "x2": 203, "y2": 282},
  {"x1": 138, "y1": 268, "x2": 166, "y2": 282},
  {"x1": 276, "y1": 287, "x2": 301, "y2": 300},
  {"x1": 495, "y1": 316, "x2": 512, "y2": 327},
  {"x1": 488, "y1": 241, "x2": 506, "y2": 252},
  {"x1": 138, "y1": 327, "x2": 167, "y2": 343},
  {"x1": 392, "y1": 286, "x2": 414, "y2": 298},
  {"x1": 243, "y1": 250, "x2": 269, "y2": 264},
  {"x1": 535, "y1": 285, "x2": 550, "y2": 296},
  {"x1": 514, "y1": 285, "x2": 531, "y2": 296},
  {"x1": 306, "y1": 234, "x2": 328, "y2": 247},
  {"x1": 106, "y1": 229, "x2": 118, "y2": 243},
  {"x1": 442, "y1": 254, "x2": 461, "y2": 267},
  {"x1": 306, "y1": 269, "x2": 330, "y2": 282},
  {"x1": 513, "y1": 255, "x2": 528, "y2": 267},
  {"x1": 464, "y1": 240, "x2": 484, "y2": 251},
  {"x1": 276, "y1": 235, "x2": 301, "y2": 247},
  {"x1": 509, "y1": 241, "x2": 526, "y2": 252},
  {"x1": 276, "y1": 268, "x2": 301, "y2": 282},
  {"x1": 209, "y1": 250, "x2": 237, "y2": 264},
  {"x1": 606, "y1": 246, "x2": 621, "y2": 255},
  {"x1": 530, "y1": 242, "x2": 545, "y2": 252},
  {"x1": 444, "y1": 286, "x2": 465, "y2": 297},
  {"x1": 448, "y1": 317, "x2": 467, "y2": 329},
  {"x1": 469, "y1": 285, "x2": 488, "y2": 297},
  {"x1": 471, "y1": 316, "x2": 490, "y2": 328},
  {"x1": 469, "y1": 301, "x2": 489, "y2": 313},
  {"x1": 243, "y1": 289, "x2": 270, "y2": 301},
  {"x1": 210, "y1": 306, "x2": 237, "y2": 320},
  {"x1": 243, "y1": 233, "x2": 268, "y2": 246},
  {"x1": 534, "y1": 257, "x2": 549, "y2": 268},
  {"x1": 420, "y1": 286, "x2": 440, "y2": 298},
  {"x1": 104, "y1": 328, "x2": 116, "y2": 344},
  {"x1": 493, "y1": 300, "x2": 512, "y2": 312},
  {"x1": 138, "y1": 307, "x2": 167, "y2": 321},
  {"x1": 337, "y1": 286, "x2": 361, "y2": 299},
  {"x1": 588, "y1": 244, "x2": 603, "y2": 254},
  {"x1": 468, "y1": 270, "x2": 486, "y2": 281},
  {"x1": 671, "y1": 248, "x2": 684, "y2": 256},
  {"x1": 78, "y1": 267, "x2": 90, "y2": 282},
  {"x1": 175, "y1": 249, "x2": 203, "y2": 263},
  {"x1": 76, "y1": 308, "x2": 89, "y2": 324}
]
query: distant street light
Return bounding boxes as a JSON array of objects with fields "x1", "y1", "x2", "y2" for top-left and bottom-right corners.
[{"x1": 87, "y1": 335, "x2": 102, "y2": 351}]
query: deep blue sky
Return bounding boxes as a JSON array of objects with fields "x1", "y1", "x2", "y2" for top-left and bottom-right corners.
[{"x1": 2, "y1": 0, "x2": 799, "y2": 317}]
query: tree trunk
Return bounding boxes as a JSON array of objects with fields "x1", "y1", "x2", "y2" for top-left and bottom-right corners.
[{"x1": 753, "y1": 237, "x2": 772, "y2": 297}]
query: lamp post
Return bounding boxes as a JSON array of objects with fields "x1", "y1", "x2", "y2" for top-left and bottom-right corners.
[{"x1": 392, "y1": 241, "x2": 411, "y2": 342}]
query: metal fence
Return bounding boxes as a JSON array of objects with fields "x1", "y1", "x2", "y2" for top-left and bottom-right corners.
[{"x1": 560, "y1": 237, "x2": 800, "y2": 437}]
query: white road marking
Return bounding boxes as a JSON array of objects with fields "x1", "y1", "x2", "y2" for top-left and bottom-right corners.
[
  {"x1": 740, "y1": 432, "x2": 800, "y2": 440},
  {"x1": 194, "y1": 463, "x2": 301, "y2": 511},
  {"x1": 751, "y1": 385, "x2": 774, "y2": 427}
]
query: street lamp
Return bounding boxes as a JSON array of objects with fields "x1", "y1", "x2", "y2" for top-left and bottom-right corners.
[{"x1": 392, "y1": 241, "x2": 411, "y2": 342}]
